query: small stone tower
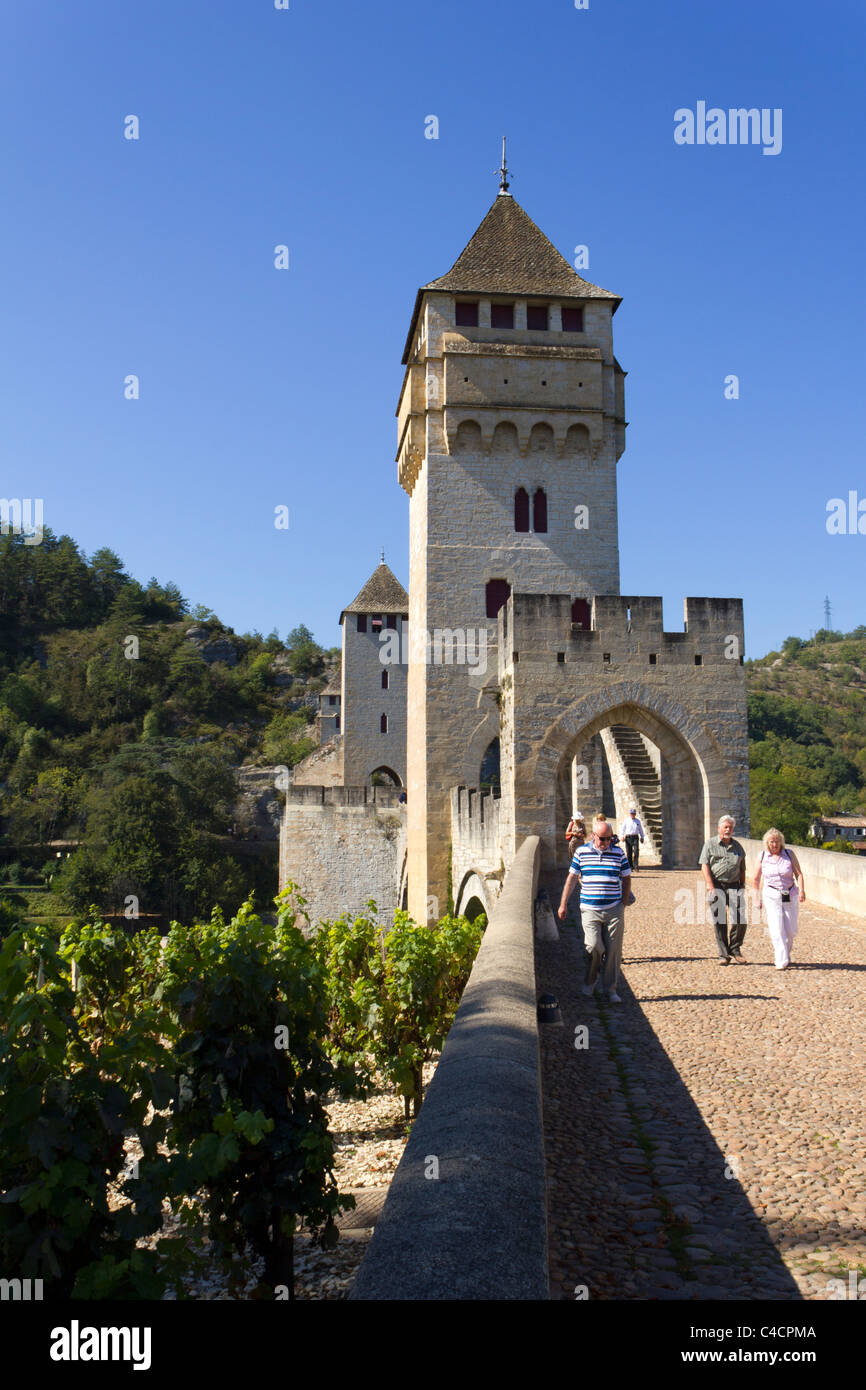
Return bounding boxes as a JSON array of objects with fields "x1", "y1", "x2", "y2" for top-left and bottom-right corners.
[
  {"x1": 398, "y1": 182, "x2": 627, "y2": 919},
  {"x1": 339, "y1": 560, "x2": 409, "y2": 787},
  {"x1": 316, "y1": 677, "x2": 341, "y2": 744}
]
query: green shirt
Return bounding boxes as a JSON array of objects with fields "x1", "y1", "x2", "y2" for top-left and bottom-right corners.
[{"x1": 699, "y1": 835, "x2": 745, "y2": 885}]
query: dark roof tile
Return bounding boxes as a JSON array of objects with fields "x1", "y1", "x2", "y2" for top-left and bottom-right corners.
[
  {"x1": 341, "y1": 562, "x2": 409, "y2": 619},
  {"x1": 424, "y1": 195, "x2": 619, "y2": 301}
]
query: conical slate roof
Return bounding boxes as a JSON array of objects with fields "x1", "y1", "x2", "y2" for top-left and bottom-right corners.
[
  {"x1": 341, "y1": 562, "x2": 409, "y2": 621},
  {"x1": 424, "y1": 194, "x2": 620, "y2": 302}
]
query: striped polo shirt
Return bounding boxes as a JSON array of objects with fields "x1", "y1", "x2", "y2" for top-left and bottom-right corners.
[{"x1": 570, "y1": 841, "x2": 631, "y2": 907}]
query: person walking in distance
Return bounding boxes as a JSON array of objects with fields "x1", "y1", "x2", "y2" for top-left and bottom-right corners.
[
  {"x1": 565, "y1": 811, "x2": 586, "y2": 859},
  {"x1": 753, "y1": 828, "x2": 805, "y2": 970},
  {"x1": 620, "y1": 808, "x2": 645, "y2": 871},
  {"x1": 558, "y1": 818, "x2": 632, "y2": 1003},
  {"x1": 699, "y1": 814, "x2": 748, "y2": 966}
]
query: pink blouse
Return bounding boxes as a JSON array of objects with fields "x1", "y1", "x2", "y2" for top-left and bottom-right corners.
[{"x1": 761, "y1": 850, "x2": 795, "y2": 892}]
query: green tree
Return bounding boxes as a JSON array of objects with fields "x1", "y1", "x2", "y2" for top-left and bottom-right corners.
[
  {"x1": 142, "y1": 709, "x2": 160, "y2": 740},
  {"x1": 262, "y1": 711, "x2": 316, "y2": 767},
  {"x1": 89, "y1": 548, "x2": 129, "y2": 613},
  {"x1": 285, "y1": 624, "x2": 324, "y2": 678}
]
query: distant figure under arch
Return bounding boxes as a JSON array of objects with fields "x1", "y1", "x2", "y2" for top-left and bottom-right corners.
[{"x1": 370, "y1": 766, "x2": 402, "y2": 787}]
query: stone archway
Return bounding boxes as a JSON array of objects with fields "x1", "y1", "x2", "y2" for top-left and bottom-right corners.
[
  {"x1": 454, "y1": 870, "x2": 490, "y2": 920},
  {"x1": 459, "y1": 710, "x2": 500, "y2": 789},
  {"x1": 370, "y1": 765, "x2": 402, "y2": 787},
  {"x1": 520, "y1": 683, "x2": 734, "y2": 873}
]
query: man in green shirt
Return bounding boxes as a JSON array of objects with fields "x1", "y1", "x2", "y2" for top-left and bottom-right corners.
[{"x1": 699, "y1": 814, "x2": 748, "y2": 965}]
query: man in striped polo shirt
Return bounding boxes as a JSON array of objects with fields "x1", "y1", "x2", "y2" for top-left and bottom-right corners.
[{"x1": 557, "y1": 818, "x2": 632, "y2": 1003}]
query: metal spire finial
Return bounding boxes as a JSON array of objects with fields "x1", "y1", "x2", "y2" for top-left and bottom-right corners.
[
  {"x1": 380, "y1": 547, "x2": 385, "y2": 564},
  {"x1": 497, "y1": 136, "x2": 510, "y2": 195}
]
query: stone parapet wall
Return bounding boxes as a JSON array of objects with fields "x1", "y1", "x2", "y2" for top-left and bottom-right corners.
[
  {"x1": 741, "y1": 838, "x2": 866, "y2": 920},
  {"x1": 350, "y1": 835, "x2": 547, "y2": 1301}
]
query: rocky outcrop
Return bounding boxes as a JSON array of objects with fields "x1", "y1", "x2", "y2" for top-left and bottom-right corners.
[{"x1": 234, "y1": 765, "x2": 284, "y2": 840}]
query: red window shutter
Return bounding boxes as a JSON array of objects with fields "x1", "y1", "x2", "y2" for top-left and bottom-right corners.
[
  {"x1": 571, "y1": 598, "x2": 591, "y2": 628},
  {"x1": 486, "y1": 579, "x2": 511, "y2": 619}
]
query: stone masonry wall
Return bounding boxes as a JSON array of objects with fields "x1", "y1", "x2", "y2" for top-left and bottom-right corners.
[
  {"x1": 402, "y1": 289, "x2": 624, "y2": 919},
  {"x1": 742, "y1": 838, "x2": 866, "y2": 919},
  {"x1": 450, "y1": 787, "x2": 505, "y2": 916},
  {"x1": 291, "y1": 736, "x2": 344, "y2": 787},
  {"x1": 279, "y1": 787, "x2": 406, "y2": 927},
  {"x1": 341, "y1": 614, "x2": 407, "y2": 787},
  {"x1": 498, "y1": 592, "x2": 750, "y2": 877}
]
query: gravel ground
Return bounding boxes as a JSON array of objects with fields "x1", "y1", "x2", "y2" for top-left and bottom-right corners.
[
  {"x1": 538, "y1": 867, "x2": 866, "y2": 1301},
  {"x1": 117, "y1": 1066, "x2": 434, "y2": 1300}
]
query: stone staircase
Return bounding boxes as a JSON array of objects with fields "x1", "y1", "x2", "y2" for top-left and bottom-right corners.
[{"x1": 609, "y1": 725, "x2": 663, "y2": 861}]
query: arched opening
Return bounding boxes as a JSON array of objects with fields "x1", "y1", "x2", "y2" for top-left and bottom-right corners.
[
  {"x1": 529, "y1": 422, "x2": 554, "y2": 454},
  {"x1": 566, "y1": 423, "x2": 591, "y2": 458},
  {"x1": 533, "y1": 487, "x2": 548, "y2": 533},
  {"x1": 514, "y1": 487, "x2": 530, "y2": 532},
  {"x1": 462, "y1": 896, "x2": 487, "y2": 927},
  {"x1": 454, "y1": 419, "x2": 482, "y2": 454},
  {"x1": 480, "y1": 737, "x2": 500, "y2": 791},
  {"x1": 492, "y1": 421, "x2": 519, "y2": 454},
  {"x1": 551, "y1": 700, "x2": 712, "y2": 871},
  {"x1": 371, "y1": 766, "x2": 402, "y2": 787},
  {"x1": 454, "y1": 870, "x2": 489, "y2": 922}
]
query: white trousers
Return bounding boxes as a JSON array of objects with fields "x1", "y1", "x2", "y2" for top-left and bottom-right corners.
[{"x1": 762, "y1": 886, "x2": 799, "y2": 967}]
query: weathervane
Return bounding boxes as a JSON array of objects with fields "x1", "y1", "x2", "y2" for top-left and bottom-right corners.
[{"x1": 497, "y1": 136, "x2": 510, "y2": 194}]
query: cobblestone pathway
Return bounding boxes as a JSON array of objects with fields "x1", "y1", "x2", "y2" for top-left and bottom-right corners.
[{"x1": 537, "y1": 867, "x2": 866, "y2": 1301}]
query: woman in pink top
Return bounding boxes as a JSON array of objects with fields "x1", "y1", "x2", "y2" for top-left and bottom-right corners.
[{"x1": 753, "y1": 828, "x2": 806, "y2": 970}]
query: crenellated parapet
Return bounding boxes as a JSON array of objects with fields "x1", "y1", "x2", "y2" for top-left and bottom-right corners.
[
  {"x1": 498, "y1": 593, "x2": 745, "y2": 673},
  {"x1": 284, "y1": 785, "x2": 404, "y2": 808}
]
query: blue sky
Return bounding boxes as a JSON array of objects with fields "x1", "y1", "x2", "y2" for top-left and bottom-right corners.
[{"x1": 2, "y1": 0, "x2": 863, "y2": 658}]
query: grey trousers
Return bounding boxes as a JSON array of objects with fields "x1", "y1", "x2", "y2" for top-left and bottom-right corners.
[
  {"x1": 707, "y1": 885, "x2": 748, "y2": 959},
  {"x1": 581, "y1": 902, "x2": 626, "y2": 992}
]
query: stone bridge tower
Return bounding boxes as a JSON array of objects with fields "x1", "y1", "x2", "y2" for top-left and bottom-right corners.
[{"x1": 398, "y1": 175, "x2": 628, "y2": 919}]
